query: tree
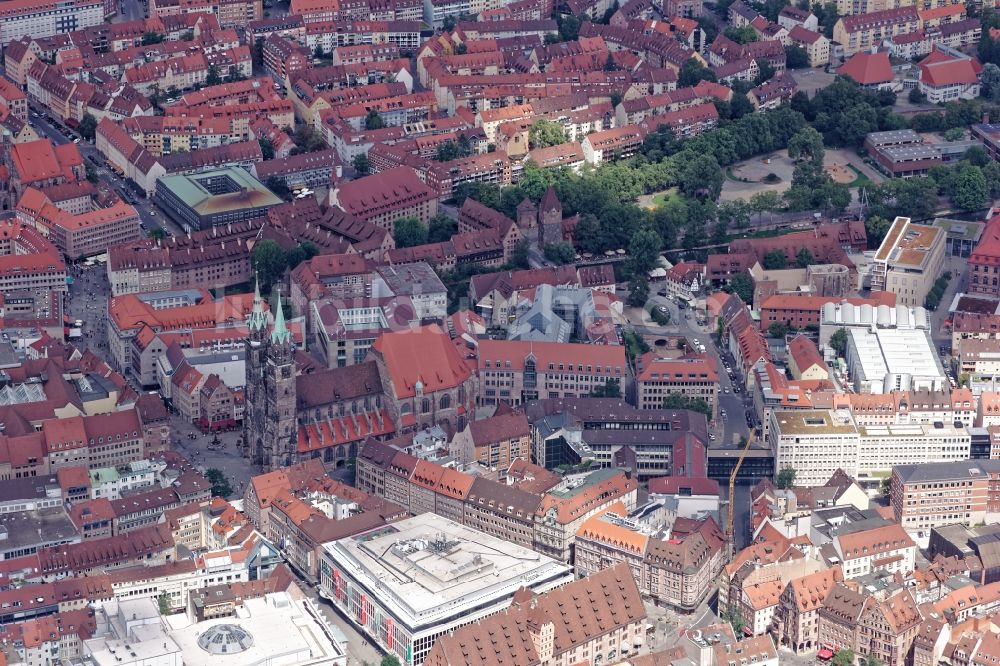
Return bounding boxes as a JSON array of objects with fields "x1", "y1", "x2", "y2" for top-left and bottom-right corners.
[
  {"x1": 591, "y1": 378, "x2": 622, "y2": 398},
  {"x1": 722, "y1": 608, "x2": 745, "y2": 635},
  {"x1": 829, "y1": 327, "x2": 848, "y2": 358},
  {"x1": 787, "y1": 126, "x2": 825, "y2": 165},
  {"x1": 428, "y1": 214, "x2": 457, "y2": 243},
  {"x1": 723, "y1": 25, "x2": 758, "y2": 43},
  {"x1": 544, "y1": 241, "x2": 577, "y2": 264},
  {"x1": 157, "y1": 592, "x2": 172, "y2": 615},
  {"x1": 557, "y1": 13, "x2": 581, "y2": 41},
  {"x1": 768, "y1": 322, "x2": 789, "y2": 338},
  {"x1": 718, "y1": 199, "x2": 751, "y2": 229},
  {"x1": 662, "y1": 393, "x2": 712, "y2": 418},
  {"x1": 864, "y1": 215, "x2": 891, "y2": 249},
  {"x1": 205, "y1": 469, "x2": 233, "y2": 498},
  {"x1": 442, "y1": 15, "x2": 457, "y2": 31},
  {"x1": 265, "y1": 176, "x2": 290, "y2": 200},
  {"x1": 252, "y1": 240, "x2": 286, "y2": 289},
  {"x1": 141, "y1": 31, "x2": 165, "y2": 45},
  {"x1": 149, "y1": 228, "x2": 166, "y2": 240},
  {"x1": 78, "y1": 113, "x2": 97, "y2": 141},
  {"x1": 604, "y1": 52, "x2": 617, "y2": 71},
  {"x1": 365, "y1": 109, "x2": 385, "y2": 130},
  {"x1": 529, "y1": 118, "x2": 567, "y2": 148},
  {"x1": 755, "y1": 60, "x2": 776, "y2": 84},
  {"x1": 954, "y1": 164, "x2": 989, "y2": 211},
  {"x1": 393, "y1": 217, "x2": 428, "y2": 248},
  {"x1": 762, "y1": 249, "x2": 788, "y2": 270},
  {"x1": 313, "y1": 44, "x2": 324, "y2": 59},
  {"x1": 206, "y1": 64, "x2": 222, "y2": 86},
  {"x1": 983, "y1": 63, "x2": 1000, "y2": 102},
  {"x1": 831, "y1": 650, "x2": 855, "y2": 666},
  {"x1": 776, "y1": 467, "x2": 796, "y2": 489},
  {"x1": 628, "y1": 275, "x2": 650, "y2": 307},
  {"x1": 679, "y1": 58, "x2": 717, "y2": 86},
  {"x1": 258, "y1": 137, "x2": 275, "y2": 160},
  {"x1": 85, "y1": 163, "x2": 99, "y2": 185},
  {"x1": 943, "y1": 127, "x2": 966, "y2": 141},
  {"x1": 285, "y1": 245, "x2": 306, "y2": 270},
  {"x1": 796, "y1": 247, "x2": 814, "y2": 268},
  {"x1": 436, "y1": 140, "x2": 460, "y2": 162},
  {"x1": 750, "y1": 190, "x2": 784, "y2": 219},
  {"x1": 353, "y1": 154, "x2": 370, "y2": 175},
  {"x1": 290, "y1": 124, "x2": 326, "y2": 153},
  {"x1": 965, "y1": 145, "x2": 990, "y2": 167},
  {"x1": 381, "y1": 657, "x2": 402, "y2": 666},
  {"x1": 729, "y1": 272, "x2": 754, "y2": 303},
  {"x1": 908, "y1": 87, "x2": 926, "y2": 103},
  {"x1": 785, "y1": 44, "x2": 809, "y2": 68},
  {"x1": 678, "y1": 152, "x2": 723, "y2": 199},
  {"x1": 627, "y1": 226, "x2": 662, "y2": 278},
  {"x1": 300, "y1": 241, "x2": 320, "y2": 260}
]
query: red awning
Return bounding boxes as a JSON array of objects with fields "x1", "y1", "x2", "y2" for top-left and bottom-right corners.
[
  {"x1": 817, "y1": 649, "x2": 834, "y2": 660},
  {"x1": 742, "y1": 626, "x2": 753, "y2": 636}
]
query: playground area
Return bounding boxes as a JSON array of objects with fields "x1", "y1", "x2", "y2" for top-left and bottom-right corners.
[{"x1": 721, "y1": 150, "x2": 871, "y2": 201}]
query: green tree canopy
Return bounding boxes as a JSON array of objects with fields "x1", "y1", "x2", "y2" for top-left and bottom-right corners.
[
  {"x1": 662, "y1": 393, "x2": 712, "y2": 418},
  {"x1": 205, "y1": 469, "x2": 233, "y2": 498},
  {"x1": 728, "y1": 272, "x2": 754, "y2": 304},
  {"x1": 785, "y1": 44, "x2": 809, "y2": 68},
  {"x1": 365, "y1": 109, "x2": 386, "y2": 130},
  {"x1": 678, "y1": 152, "x2": 724, "y2": 199},
  {"x1": 352, "y1": 154, "x2": 370, "y2": 174},
  {"x1": 679, "y1": 58, "x2": 717, "y2": 86},
  {"x1": 723, "y1": 25, "x2": 758, "y2": 43},
  {"x1": 796, "y1": 247, "x2": 814, "y2": 268},
  {"x1": 591, "y1": 378, "x2": 622, "y2": 398},
  {"x1": 762, "y1": 249, "x2": 787, "y2": 270},
  {"x1": 252, "y1": 240, "x2": 286, "y2": 289},
  {"x1": 627, "y1": 226, "x2": 663, "y2": 278},
  {"x1": 79, "y1": 113, "x2": 97, "y2": 141},
  {"x1": 829, "y1": 327, "x2": 848, "y2": 358},
  {"x1": 954, "y1": 164, "x2": 989, "y2": 211},
  {"x1": 776, "y1": 467, "x2": 796, "y2": 489},
  {"x1": 428, "y1": 214, "x2": 457, "y2": 243},
  {"x1": 544, "y1": 241, "x2": 577, "y2": 265},
  {"x1": 529, "y1": 119, "x2": 567, "y2": 148},
  {"x1": 393, "y1": 217, "x2": 429, "y2": 248}
]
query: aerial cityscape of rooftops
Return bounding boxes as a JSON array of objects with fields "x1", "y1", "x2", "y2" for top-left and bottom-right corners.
[{"x1": 7, "y1": 0, "x2": 1000, "y2": 664}]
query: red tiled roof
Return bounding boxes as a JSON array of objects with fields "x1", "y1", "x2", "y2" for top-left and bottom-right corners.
[
  {"x1": 371, "y1": 324, "x2": 472, "y2": 399},
  {"x1": 839, "y1": 51, "x2": 893, "y2": 85}
]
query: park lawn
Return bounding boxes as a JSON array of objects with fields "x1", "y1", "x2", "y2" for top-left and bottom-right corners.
[
  {"x1": 845, "y1": 164, "x2": 871, "y2": 188},
  {"x1": 650, "y1": 188, "x2": 679, "y2": 208}
]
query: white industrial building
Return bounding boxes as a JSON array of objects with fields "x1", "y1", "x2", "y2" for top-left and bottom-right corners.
[
  {"x1": 845, "y1": 325, "x2": 946, "y2": 394},
  {"x1": 319, "y1": 514, "x2": 574, "y2": 666},
  {"x1": 819, "y1": 301, "x2": 930, "y2": 348}
]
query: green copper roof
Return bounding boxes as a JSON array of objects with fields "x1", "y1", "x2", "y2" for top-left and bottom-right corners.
[{"x1": 271, "y1": 294, "x2": 291, "y2": 345}]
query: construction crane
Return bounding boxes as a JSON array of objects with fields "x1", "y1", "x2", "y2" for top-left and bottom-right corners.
[{"x1": 726, "y1": 432, "x2": 755, "y2": 554}]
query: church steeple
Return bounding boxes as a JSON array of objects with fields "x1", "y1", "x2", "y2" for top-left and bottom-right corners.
[
  {"x1": 271, "y1": 291, "x2": 291, "y2": 345},
  {"x1": 248, "y1": 276, "x2": 268, "y2": 333}
]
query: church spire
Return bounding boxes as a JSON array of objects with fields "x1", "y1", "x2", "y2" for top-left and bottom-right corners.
[
  {"x1": 248, "y1": 276, "x2": 267, "y2": 333},
  {"x1": 271, "y1": 289, "x2": 291, "y2": 345}
]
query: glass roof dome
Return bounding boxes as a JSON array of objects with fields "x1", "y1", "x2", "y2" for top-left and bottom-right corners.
[{"x1": 197, "y1": 624, "x2": 254, "y2": 655}]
